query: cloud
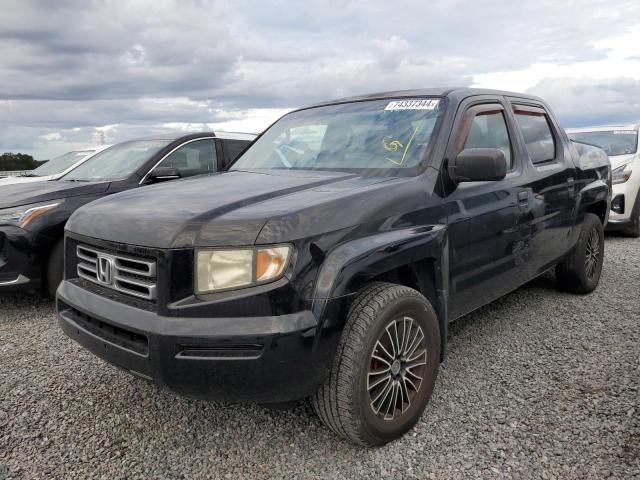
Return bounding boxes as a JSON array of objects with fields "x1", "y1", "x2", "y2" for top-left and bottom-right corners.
[
  {"x1": 2, "y1": 0, "x2": 640, "y2": 158},
  {"x1": 526, "y1": 76, "x2": 640, "y2": 127}
]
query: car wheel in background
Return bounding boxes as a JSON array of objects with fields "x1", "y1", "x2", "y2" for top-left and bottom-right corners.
[
  {"x1": 312, "y1": 282, "x2": 440, "y2": 446},
  {"x1": 556, "y1": 213, "x2": 605, "y2": 294},
  {"x1": 44, "y1": 239, "x2": 64, "y2": 298},
  {"x1": 622, "y1": 195, "x2": 640, "y2": 238}
]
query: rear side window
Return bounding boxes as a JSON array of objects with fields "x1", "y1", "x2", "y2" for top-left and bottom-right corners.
[
  {"x1": 514, "y1": 108, "x2": 556, "y2": 165},
  {"x1": 221, "y1": 139, "x2": 251, "y2": 167},
  {"x1": 463, "y1": 112, "x2": 513, "y2": 169},
  {"x1": 157, "y1": 139, "x2": 216, "y2": 178}
]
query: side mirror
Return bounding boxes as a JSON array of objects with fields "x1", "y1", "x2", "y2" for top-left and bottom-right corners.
[
  {"x1": 449, "y1": 148, "x2": 508, "y2": 182},
  {"x1": 148, "y1": 167, "x2": 181, "y2": 183}
]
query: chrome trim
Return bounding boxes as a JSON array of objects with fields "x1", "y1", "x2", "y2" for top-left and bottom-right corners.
[
  {"x1": 139, "y1": 136, "x2": 217, "y2": 185},
  {"x1": 76, "y1": 245, "x2": 157, "y2": 300},
  {"x1": 0, "y1": 274, "x2": 30, "y2": 286},
  {"x1": 212, "y1": 131, "x2": 257, "y2": 141}
]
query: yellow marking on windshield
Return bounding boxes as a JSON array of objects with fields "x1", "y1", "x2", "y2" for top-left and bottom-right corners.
[
  {"x1": 385, "y1": 122, "x2": 421, "y2": 166},
  {"x1": 383, "y1": 137, "x2": 404, "y2": 152}
]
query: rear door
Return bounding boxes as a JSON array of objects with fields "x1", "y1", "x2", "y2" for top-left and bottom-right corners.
[
  {"x1": 445, "y1": 97, "x2": 532, "y2": 319},
  {"x1": 507, "y1": 99, "x2": 578, "y2": 278}
]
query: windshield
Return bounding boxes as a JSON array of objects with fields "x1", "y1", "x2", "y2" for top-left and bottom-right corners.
[
  {"x1": 568, "y1": 130, "x2": 638, "y2": 156},
  {"x1": 231, "y1": 98, "x2": 444, "y2": 175},
  {"x1": 29, "y1": 150, "x2": 95, "y2": 177},
  {"x1": 62, "y1": 140, "x2": 168, "y2": 181}
]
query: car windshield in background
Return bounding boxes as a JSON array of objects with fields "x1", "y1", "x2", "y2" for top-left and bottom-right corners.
[
  {"x1": 62, "y1": 140, "x2": 168, "y2": 182},
  {"x1": 28, "y1": 150, "x2": 94, "y2": 177},
  {"x1": 231, "y1": 98, "x2": 444, "y2": 175},
  {"x1": 569, "y1": 130, "x2": 638, "y2": 157}
]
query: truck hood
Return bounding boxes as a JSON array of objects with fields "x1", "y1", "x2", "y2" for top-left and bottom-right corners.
[
  {"x1": 66, "y1": 170, "x2": 417, "y2": 248},
  {"x1": 0, "y1": 180, "x2": 110, "y2": 210}
]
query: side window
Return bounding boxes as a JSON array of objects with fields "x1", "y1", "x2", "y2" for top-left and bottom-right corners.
[
  {"x1": 513, "y1": 109, "x2": 556, "y2": 165},
  {"x1": 220, "y1": 139, "x2": 250, "y2": 167},
  {"x1": 463, "y1": 112, "x2": 513, "y2": 169},
  {"x1": 156, "y1": 139, "x2": 216, "y2": 178}
]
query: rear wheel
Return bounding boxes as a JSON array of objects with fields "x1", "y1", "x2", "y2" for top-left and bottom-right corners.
[
  {"x1": 556, "y1": 213, "x2": 604, "y2": 294},
  {"x1": 622, "y1": 194, "x2": 640, "y2": 238},
  {"x1": 312, "y1": 282, "x2": 440, "y2": 446},
  {"x1": 44, "y1": 239, "x2": 64, "y2": 298}
]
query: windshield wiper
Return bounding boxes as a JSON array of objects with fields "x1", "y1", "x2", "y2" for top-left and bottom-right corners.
[{"x1": 21, "y1": 173, "x2": 40, "y2": 177}]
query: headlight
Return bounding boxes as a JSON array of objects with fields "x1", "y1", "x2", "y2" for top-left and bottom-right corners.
[
  {"x1": 612, "y1": 163, "x2": 632, "y2": 184},
  {"x1": 0, "y1": 201, "x2": 62, "y2": 228},
  {"x1": 196, "y1": 245, "x2": 292, "y2": 294}
]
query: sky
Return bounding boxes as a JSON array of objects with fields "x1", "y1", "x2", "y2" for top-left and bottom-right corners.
[{"x1": 1, "y1": 0, "x2": 640, "y2": 160}]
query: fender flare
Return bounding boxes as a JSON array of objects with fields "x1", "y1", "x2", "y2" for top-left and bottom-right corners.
[
  {"x1": 576, "y1": 178, "x2": 611, "y2": 223},
  {"x1": 311, "y1": 224, "x2": 450, "y2": 361}
]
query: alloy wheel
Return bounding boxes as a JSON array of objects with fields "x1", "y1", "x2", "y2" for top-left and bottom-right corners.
[
  {"x1": 367, "y1": 316, "x2": 427, "y2": 421},
  {"x1": 585, "y1": 227, "x2": 600, "y2": 280}
]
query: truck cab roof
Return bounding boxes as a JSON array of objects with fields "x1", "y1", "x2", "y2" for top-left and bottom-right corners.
[{"x1": 308, "y1": 87, "x2": 545, "y2": 109}]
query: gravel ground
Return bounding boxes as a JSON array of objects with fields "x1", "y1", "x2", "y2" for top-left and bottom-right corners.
[{"x1": 1, "y1": 235, "x2": 638, "y2": 479}]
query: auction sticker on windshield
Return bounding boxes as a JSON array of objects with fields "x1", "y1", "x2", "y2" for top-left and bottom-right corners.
[{"x1": 384, "y1": 99, "x2": 440, "y2": 111}]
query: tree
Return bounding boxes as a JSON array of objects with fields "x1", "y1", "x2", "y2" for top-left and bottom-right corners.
[{"x1": 0, "y1": 152, "x2": 40, "y2": 171}]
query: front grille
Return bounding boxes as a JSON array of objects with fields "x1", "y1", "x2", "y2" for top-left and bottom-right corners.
[{"x1": 76, "y1": 244, "x2": 157, "y2": 301}]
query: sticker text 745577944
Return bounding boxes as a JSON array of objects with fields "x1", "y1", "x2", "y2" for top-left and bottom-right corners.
[{"x1": 384, "y1": 99, "x2": 440, "y2": 111}]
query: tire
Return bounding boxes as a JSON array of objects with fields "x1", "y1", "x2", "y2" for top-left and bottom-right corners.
[
  {"x1": 312, "y1": 282, "x2": 440, "y2": 446},
  {"x1": 622, "y1": 194, "x2": 640, "y2": 238},
  {"x1": 556, "y1": 213, "x2": 604, "y2": 294},
  {"x1": 44, "y1": 239, "x2": 64, "y2": 298}
]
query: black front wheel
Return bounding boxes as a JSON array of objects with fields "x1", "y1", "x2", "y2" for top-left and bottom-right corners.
[
  {"x1": 556, "y1": 213, "x2": 604, "y2": 294},
  {"x1": 312, "y1": 283, "x2": 440, "y2": 446}
]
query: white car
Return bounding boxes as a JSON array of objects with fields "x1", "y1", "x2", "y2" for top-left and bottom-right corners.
[
  {"x1": 0, "y1": 145, "x2": 111, "y2": 186},
  {"x1": 567, "y1": 124, "x2": 640, "y2": 237}
]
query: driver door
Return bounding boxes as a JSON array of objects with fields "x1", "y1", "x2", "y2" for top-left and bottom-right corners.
[{"x1": 445, "y1": 100, "x2": 531, "y2": 319}]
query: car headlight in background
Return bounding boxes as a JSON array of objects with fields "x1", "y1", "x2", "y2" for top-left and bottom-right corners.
[
  {"x1": 0, "y1": 201, "x2": 62, "y2": 229},
  {"x1": 196, "y1": 245, "x2": 292, "y2": 294},
  {"x1": 612, "y1": 163, "x2": 632, "y2": 185}
]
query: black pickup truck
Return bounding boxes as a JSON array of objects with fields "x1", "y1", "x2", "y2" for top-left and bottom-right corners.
[{"x1": 57, "y1": 88, "x2": 610, "y2": 446}]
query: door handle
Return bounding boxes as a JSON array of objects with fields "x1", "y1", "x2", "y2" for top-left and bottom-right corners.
[
  {"x1": 517, "y1": 191, "x2": 528, "y2": 203},
  {"x1": 517, "y1": 190, "x2": 528, "y2": 209}
]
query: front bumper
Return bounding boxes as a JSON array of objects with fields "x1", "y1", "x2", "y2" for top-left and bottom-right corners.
[
  {"x1": 0, "y1": 226, "x2": 43, "y2": 292},
  {"x1": 607, "y1": 180, "x2": 639, "y2": 228},
  {"x1": 57, "y1": 280, "x2": 336, "y2": 403}
]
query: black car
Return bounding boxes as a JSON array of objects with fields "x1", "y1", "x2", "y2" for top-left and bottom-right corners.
[
  {"x1": 57, "y1": 88, "x2": 610, "y2": 446},
  {"x1": 0, "y1": 131, "x2": 255, "y2": 296}
]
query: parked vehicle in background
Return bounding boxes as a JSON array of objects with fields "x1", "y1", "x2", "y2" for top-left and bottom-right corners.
[
  {"x1": 58, "y1": 88, "x2": 610, "y2": 446},
  {"x1": 0, "y1": 131, "x2": 255, "y2": 296},
  {"x1": 567, "y1": 125, "x2": 639, "y2": 237},
  {"x1": 0, "y1": 171, "x2": 33, "y2": 178},
  {"x1": 0, "y1": 146, "x2": 110, "y2": 186}
]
